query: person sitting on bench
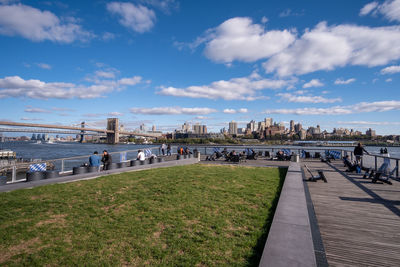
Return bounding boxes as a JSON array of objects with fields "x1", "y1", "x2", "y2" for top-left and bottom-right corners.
[
  {"x1": 246, "y1": 149, "x2": 257, "y2": 160},
  {"x1": 343, "y1": 155, "x2": 358, "y2": 172}
]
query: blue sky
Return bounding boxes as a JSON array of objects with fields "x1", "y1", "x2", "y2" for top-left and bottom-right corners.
[{"x1": 1, "y1": 0, "x2": 400, "y2": 135}]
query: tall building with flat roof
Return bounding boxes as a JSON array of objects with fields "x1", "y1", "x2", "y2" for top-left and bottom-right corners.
[
  {"x1": 193, "y1": 124, "x2": 207, "y2": 135},
  {"x1": 265, "y1": 118, "x2": 273, "y2": 128},
  {"x1": 290, "y1": 120, "x2": 295, "y2": 132},
  {"x1": 182, "y1": 122, "x2": 191, "y2": 133},
  {"x1": 229, "y1": 121, "x2": 238, "y2": 135}
]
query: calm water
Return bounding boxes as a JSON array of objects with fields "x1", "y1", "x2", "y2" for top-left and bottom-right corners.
[{"x1": 1, "y1": 141, "x2": 399, "y2": 161}]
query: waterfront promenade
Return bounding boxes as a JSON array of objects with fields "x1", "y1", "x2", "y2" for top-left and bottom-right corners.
[
  {"x1": 1, "y1": 153, "x2": 399, "y2": 266},
  {"x1": 304, "y1": 159, "x2": 400, "y2": 266},
  {"x1": 200, "y1": 156, "x2": 400, "y2": 266}
]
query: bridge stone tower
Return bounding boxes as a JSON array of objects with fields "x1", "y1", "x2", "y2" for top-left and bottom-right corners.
[
  {"x1": 107, "y1": 118, "x2": 119, "y2": 144},
  {"x1": 79, "y1": 121, "x2": 85, "y2": 143}
]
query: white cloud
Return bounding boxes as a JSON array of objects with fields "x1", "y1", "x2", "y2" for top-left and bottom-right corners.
[
  {"x1": 223, "y1": 108, "x2": 248, "y2": 114},
  {"x1": 107, "y1": 2, "x2": 156, "y2": 33},
  {"x1": 102, "y1": 32, "x2": 115, "y2": 41},
  {"x1": 95, "y1": 70, "x2": 116, "y2": 79},
  {"x1": 359, "y1": 2, "x2": 379, "y2": 16},
  {"x1": 158, "y1": 72, "x2": 294, "y2": 101},
  {"x1": 361, "y1": 0, "x2": 400, "y2": 22},
  {"x1": 194, "y1": 115, "x2": 209, "y2": 120},
  {"x1": 0, "y1": 74, "x2": 144, "y2": 99},
  {"x1": 381, "y1": 65, "x2": 400, "y2": 74},
  {"x1": 118, "y1": 76, "x2": 143, "y2": 85},
  {"x1": 0, "y1": 3, "x2": 93, "y2": 43},
  {"x1": 223, "y1": 109, "x2": 236, "y2": 114},
  {"x1": 277, "y1": 93, "x2": 342, "y2": 103},
  {"x1": 264, "y1": 22, "x2": 400, "y2": 76},
  {"x1": 334, "y1": 78, "x2": 356, "y2": 85},
  {"x1": 303, "y1": 79, "x2": 324, "y2": 88},
  {"x1": 130, "y1": 107, "x2": 217, "y2": 115},
  {"x1": 24, "y1": 107, "x2": 52, "y2": 113},
  {"x1": 386, "y1": 78, "x2": 393, "y2": 82},
  {"x1": 139, "y1": 0, "x2": 179, "y2": 14},
  {"x1": 36, "y1": 63, "x2": 51, "y2": 70},
  {"x1": 379, "y1": 0, "x2": 400, "y2": 21},
  {"x1": 265, "y1": 100, "x2": 400, "y2": 115},
  {"x1": 203, "y1": 17, "x2": 295, "y2": 63}
]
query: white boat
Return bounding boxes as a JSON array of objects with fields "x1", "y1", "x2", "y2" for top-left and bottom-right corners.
[{"x1": 35, "y1": 140, "x2": 42, "y2": 144}]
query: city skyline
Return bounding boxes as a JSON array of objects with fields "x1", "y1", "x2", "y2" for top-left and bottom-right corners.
[{"x1": 1, "y1": 1, "x2": 400, "y2": 135}]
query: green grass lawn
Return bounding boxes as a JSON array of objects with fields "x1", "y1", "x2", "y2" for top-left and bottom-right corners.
[{"x1": 0, "y1": 164, "x2": 285, "y2": 266}]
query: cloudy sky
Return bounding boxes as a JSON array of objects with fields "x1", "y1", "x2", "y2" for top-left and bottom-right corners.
[{"x1": 1, "y1": 0, "x2": 400, "y2": 134}]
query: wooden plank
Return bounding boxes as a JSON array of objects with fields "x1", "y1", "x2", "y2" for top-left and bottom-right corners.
[{"x1": 304, "y1": 159, "x2": 400, "y2": 266}]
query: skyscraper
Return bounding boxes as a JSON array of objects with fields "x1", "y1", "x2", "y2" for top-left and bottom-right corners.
[
  {"x1": 193, "y1": 123, "x2": 207, "y2": 135},
  {"x1": 290, "y1": 120, "x2": 295, "y2": 132},
  {"x1": 229, "y1": 121, "x2": 238, "y2": 135},
  {"x1": 265, "y1": 118, "x2": 273, "y2": 128},
  {"x1": 182, "y1": 122, "x2": 191, "y2": 133},
  {"x1": 246, "y1": 120, "x2": 256, "y2": 132}
]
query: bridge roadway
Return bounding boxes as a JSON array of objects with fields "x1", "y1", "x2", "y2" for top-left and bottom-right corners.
[
  {"x1": 0, "y1": 121, "x2": 161, "y2": 138},
  {"x1": 0, "y1": 128, "x2": 103, "y2": 135}
]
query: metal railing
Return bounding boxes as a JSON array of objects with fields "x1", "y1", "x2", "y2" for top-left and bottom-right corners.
[
  {"x1": 4, "y1": 146, "x2": 163, "y2": 183},
  {"x1": 190, "y1": 145, "x2": 399, "y2": 178},
  {"x1": 3, "y1": 145, "x2": 399, "y2": 183}
]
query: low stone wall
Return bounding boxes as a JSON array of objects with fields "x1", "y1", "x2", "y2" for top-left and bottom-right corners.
[{"x1": 259, "y1": 162, "x2": 316, "y2": 267}]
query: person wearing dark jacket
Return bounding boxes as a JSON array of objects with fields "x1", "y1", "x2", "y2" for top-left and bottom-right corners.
[
  {"x1": 354, "y1": 143, "x2": 368, "y2": 165},
  {"x1": 101, "y1": 150, "x2": 112, "y2": 170}
]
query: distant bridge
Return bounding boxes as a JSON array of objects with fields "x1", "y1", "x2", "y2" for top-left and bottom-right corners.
[
  {"x1": 0, "y1": 118, "x2": 162, "y2": 144},
  {"x1": 0, "y1": 128, "x2": 103, "y2": 135}
]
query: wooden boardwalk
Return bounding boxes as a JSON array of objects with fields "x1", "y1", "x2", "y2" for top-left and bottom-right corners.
[{"x1": 303, "y1": 159, "x2": 400, "y2": 266}]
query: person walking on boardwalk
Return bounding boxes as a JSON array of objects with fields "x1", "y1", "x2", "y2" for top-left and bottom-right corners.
[
  {"x1": 101, "y1": 150, "x2": 112, "y2": 170},
  {"x1": 354, "y1": 143, "x2": 369, "y2": 165},
  {"x1": 89, "y1": 151, "x2": 100, "y2": 167}
]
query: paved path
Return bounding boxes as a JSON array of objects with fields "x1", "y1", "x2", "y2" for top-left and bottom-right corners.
[{"x1": 303, "y1": 159, "x2": 400, "y2": 266}]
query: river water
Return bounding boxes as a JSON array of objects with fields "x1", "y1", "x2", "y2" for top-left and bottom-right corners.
[
  {"x1": 1, "y1": 141, "x2": 399, "y2": 173},
  {"x1": 2, "y1": 141, "x2": 400, "y2": 160}
]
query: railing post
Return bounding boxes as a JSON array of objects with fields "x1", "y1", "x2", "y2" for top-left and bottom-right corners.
[
  {"x1": 11, "y1": 165, "x2": 16, "y2": 183},
  {"x1": 351, "y1": 152, "x2": 353, "y2": 161},
  {"x1": 61, "y1": 159, "x2": 64, "y2": 173},
  {"x1": 396, "y1": 160, "x2": 399, "y2": 178},
  {"x1": 374, "y1": 156, "x2": 377, "y2": 171}
]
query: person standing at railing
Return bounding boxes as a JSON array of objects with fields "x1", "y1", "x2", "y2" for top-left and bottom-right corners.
[
  {"x1": 167, "y1": 144, "x2": 171, "y2": 156},
  {"x1": 161, "y1": 143, "x2": 166, "y2": 156},
  {"x1": 101, "y1": 150, "x2": 112, "y2": 170},
  {"x1": 354, "y1": 143, "x2": 369, "y2": 165}
]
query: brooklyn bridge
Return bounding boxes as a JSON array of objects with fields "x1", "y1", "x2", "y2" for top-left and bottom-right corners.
[{"x1": 0, "y1": 118, "x2": 161, "y2": 144}]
